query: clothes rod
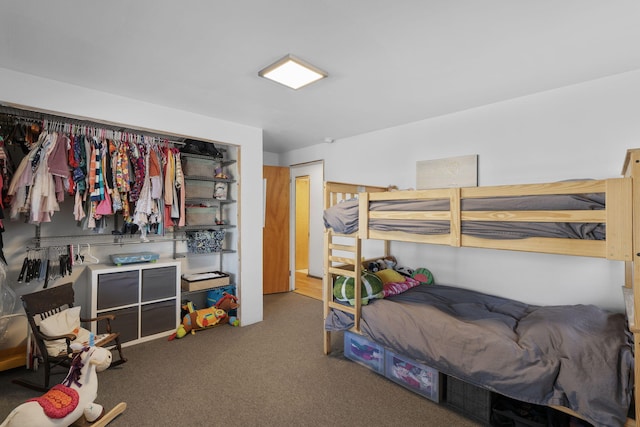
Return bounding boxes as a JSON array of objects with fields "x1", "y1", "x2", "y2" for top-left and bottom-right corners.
[{"x1": 0, "y1": 104, "x2": 185, "y2": 144}]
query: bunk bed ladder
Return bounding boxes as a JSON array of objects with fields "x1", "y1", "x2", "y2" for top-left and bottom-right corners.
[{"x1": 323, "y1": 229, "x2": 360, "y2": 354}]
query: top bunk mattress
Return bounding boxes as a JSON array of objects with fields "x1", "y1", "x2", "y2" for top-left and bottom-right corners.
[{"x1": 323, "y1": 193, "x2": 606, "y2": 239}]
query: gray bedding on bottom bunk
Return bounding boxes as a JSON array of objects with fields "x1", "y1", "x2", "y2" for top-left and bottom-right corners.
[{"x1": 325, "y1": 284, "x2": 633, "y2": 427}]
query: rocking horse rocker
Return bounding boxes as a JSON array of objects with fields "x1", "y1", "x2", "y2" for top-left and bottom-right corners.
[{"x1": 0, "y1": 344, "x2": 126, "y2": 427}]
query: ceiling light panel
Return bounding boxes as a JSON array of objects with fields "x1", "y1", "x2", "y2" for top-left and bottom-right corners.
[{"x1": 259, "y1": 54, "x2": 327, "y2": 90}]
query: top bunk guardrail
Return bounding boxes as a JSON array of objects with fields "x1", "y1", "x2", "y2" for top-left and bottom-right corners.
[{"x1": 349, "y1": 178, "x2": 632, "y2": 261}]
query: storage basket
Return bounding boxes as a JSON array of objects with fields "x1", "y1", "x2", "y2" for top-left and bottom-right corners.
[
  {"x1": 206, "y1": 283, "x2": 236, "y2": 304},
  {"x1": 384, "y1": 350, "x2": 441, "y2": 403},
  {"x1": 185, "y1": 207, "x2": 217, "y2": 226},
  {"x1": 186, "y1": 230, "x2": 225, "y2": 253},
  {"x1": 445, "y1": 376, "x2": 493, "y2": 424},
  {"x1": 185, "y1": 179, "x2": 215, "y2": 199},
  {"x1": 181, "y1": 271, "x2": 230, "y2": 292},
  {"x1": 344, "y1": 331, "x2": 385, "y2": 374},
  {"x1": 182, "y1": 156, "x2": 217, "y2": 178}
]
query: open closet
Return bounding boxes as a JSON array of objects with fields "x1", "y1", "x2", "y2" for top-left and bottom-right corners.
[{"x1": 0, "y1": 104, "x2": 239, "y2": 367}]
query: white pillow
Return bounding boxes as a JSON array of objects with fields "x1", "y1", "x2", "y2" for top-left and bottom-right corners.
[{"x1": 39, "y1": 306, "x2": 91, "y2": 356}]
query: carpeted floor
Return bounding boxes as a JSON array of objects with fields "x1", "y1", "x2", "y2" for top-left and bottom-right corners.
[{"x1": 0, "y1": 292, "x2": 481, "y2": 426}]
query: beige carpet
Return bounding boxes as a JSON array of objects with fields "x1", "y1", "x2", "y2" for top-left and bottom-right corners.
[{"x1": 0, "y1": 292, "x2": 481, "y2": 426}]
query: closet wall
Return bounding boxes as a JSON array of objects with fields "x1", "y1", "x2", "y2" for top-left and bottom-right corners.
[{"x1": 0, "y1": 67, "x2": 264, "y2": 330}]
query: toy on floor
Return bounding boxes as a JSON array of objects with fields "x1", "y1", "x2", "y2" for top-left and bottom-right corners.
[
  {"x1": 0, "y1": 344, "x2": 126, "y2": 427},
  {"x1": 169, "y1": 301, "x2": 227, "y2": 339},
  {"x1": 169, "y1": 293, "x2": 240, "y2": 340},
  {"x1": 213, "y1": 293, "x2": 239, "y2": 325}
]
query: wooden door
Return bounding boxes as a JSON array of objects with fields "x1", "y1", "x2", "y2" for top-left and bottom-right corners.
[
  {"x1": 295, "y1": 176, "x2": 310, "y2": 271},
  {"x1": 263, "y1": 166, "x2": 290, "y2": 294}
]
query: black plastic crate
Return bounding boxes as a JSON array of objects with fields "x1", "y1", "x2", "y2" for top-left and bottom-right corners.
[{"x1": 445, "y1": 376, "x2": 493, "y2": 425}]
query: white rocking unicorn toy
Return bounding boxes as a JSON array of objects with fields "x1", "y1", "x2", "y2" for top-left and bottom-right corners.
[{"x1": 0, "y1": 344, "x2": 126, "y2": 427}]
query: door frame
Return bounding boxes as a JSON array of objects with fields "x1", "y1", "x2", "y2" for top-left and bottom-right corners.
[{"x1": 289, "y1": 160, "x2": 324, "y2": 291}]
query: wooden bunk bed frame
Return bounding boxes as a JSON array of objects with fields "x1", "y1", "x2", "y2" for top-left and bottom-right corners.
[{"x1": 322, "y1": 149, "x2": 640, "y2": 425}]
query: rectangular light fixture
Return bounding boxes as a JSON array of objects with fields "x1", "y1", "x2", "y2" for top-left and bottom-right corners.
[{"x1": 258, "y1": 54, "x2": 327, "y2": 90}]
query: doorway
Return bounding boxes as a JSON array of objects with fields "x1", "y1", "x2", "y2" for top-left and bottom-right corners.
[
  {"x1": 290, "y1": 162, "x2": 323, "y2": 300},
  {"x1": 295, "y1": 176, "x2": 310, "y2": 273}
]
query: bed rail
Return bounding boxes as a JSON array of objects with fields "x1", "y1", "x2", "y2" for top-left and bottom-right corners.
[{"x1": 359, "y1": 178, "x2": 632, "y2": 261}]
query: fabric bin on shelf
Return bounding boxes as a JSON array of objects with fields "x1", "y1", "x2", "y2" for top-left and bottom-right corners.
[
  {"x1": 185, "y1": 179, "x2": 215, "y2": 199},
  {"x1": 186, "y1": 229, "x2": 225, "y2": 253},
  {"x1": 185, "y1": 207, "x2": 217, "y2": 226},
  {"x1": 182, "y1": 156, "x2": 217, "y2": 178}
]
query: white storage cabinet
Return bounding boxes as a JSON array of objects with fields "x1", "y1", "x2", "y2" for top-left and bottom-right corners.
[{"x1": 81, "y1": 261, "x2": 181, "y2": 346}]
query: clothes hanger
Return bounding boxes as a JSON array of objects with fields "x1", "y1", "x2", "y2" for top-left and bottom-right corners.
[
  {"x1": 85, "y1": 243, "x2": 99, "y2": 264},
  {"x1": 74, "y1": 244, "x2": 84, "y2": 265}
]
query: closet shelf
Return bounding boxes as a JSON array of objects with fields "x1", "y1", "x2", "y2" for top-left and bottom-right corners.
[
  {"x1": 32, "y1": 233, "x2": 174, "y2": 247},
  {"x1": 174, "y1": 249, "x2": 236, "y2": 259},
  {"x1": 185, "y1": 198, "x2": 236, "y2": 205},
  {"x1": 173, "y1": 224, "x2": 236, "y2": 232},
  {"x1": 183, "y1": 176, "x2": 236, "y2": 183},
  {"x1": 180, "y1": 152, "x2": 236, "y2": 166}
]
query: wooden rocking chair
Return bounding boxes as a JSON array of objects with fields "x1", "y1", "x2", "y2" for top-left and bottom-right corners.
[{"x1": 12, "y1": 282, "x2": 127, "y2": 392}]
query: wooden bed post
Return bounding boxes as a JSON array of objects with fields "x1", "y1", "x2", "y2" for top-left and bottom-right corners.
[
  {"x1": 323, "y1": 226, "x2": 332, "y2": 355},
  {"x1": 622, "y1": 148, "x2": 640, "y2": 426}
]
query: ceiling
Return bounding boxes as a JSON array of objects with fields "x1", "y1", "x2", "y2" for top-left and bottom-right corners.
[{"x1": 1, "y1": 1, "x2": 639, "y2": 153}]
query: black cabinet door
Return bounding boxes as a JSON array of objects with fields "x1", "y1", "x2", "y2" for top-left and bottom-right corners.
[
  {"x1": 141, "y1": 300, "x2": 177, "y2": 337},
  {"x1": 97, "y1": 306, "x2": 139, "y2": 344},
  {"x1": 141, "y1": 266, "x2": 177, "y2": 302},
  {"x1": 97, "y1": 270, "x2": 138, "y2": 309}
]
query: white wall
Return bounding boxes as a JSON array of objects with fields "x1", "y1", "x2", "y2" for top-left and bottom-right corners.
[
  {"x1": 0, "y1": 67, "x2": 265, "y2": 326},
  {"x1": 281, "y1": 70, "x2": 640, "y2": 312},
  {"x1": 263, "y1": 151, "x2": 280, "y2": 166}
]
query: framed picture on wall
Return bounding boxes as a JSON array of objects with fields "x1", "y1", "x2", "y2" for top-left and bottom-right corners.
[{"x1": 416, "y1": 154, "x2": 478, "y2": 189}]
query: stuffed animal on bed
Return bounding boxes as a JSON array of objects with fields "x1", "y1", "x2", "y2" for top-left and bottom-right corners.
[
  {"x1": 333, "y1": 272, "x2": 384, "y2": 305},
  {"x1": 367, "y1": 256, "x2": 397, "y2": 272}
]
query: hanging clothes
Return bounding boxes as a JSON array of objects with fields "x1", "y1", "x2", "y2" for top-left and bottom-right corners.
[
  {"x1": 29, "y1": 132, "x2": 61, "y2": 224},
  {"x1": 174, "y1": 151, "x2": 185, "y2": 227},
  {"x1": 4, "y1": 118, "x2": 189, "y2": 240}
]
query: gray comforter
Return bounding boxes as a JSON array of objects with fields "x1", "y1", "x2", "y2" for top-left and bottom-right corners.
[
  {"x1": 325, "y1": 284, "x2": 633, "y2": 426},
  {"x1": 323, "y1": 194, "x2": 606, "y2": 239}
]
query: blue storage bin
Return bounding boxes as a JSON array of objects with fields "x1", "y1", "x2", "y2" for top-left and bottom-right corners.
[
  {"x1": 206, "y1": 284, "x2": 237, "y2": 316},
  {"x1": 344, "y1": 331, "x2": 384, "y2": 374}
]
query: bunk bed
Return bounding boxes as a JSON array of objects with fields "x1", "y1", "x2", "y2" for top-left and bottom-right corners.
[{"x1": 322, "y1": 149, "x2": 640, "y2": 427}]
